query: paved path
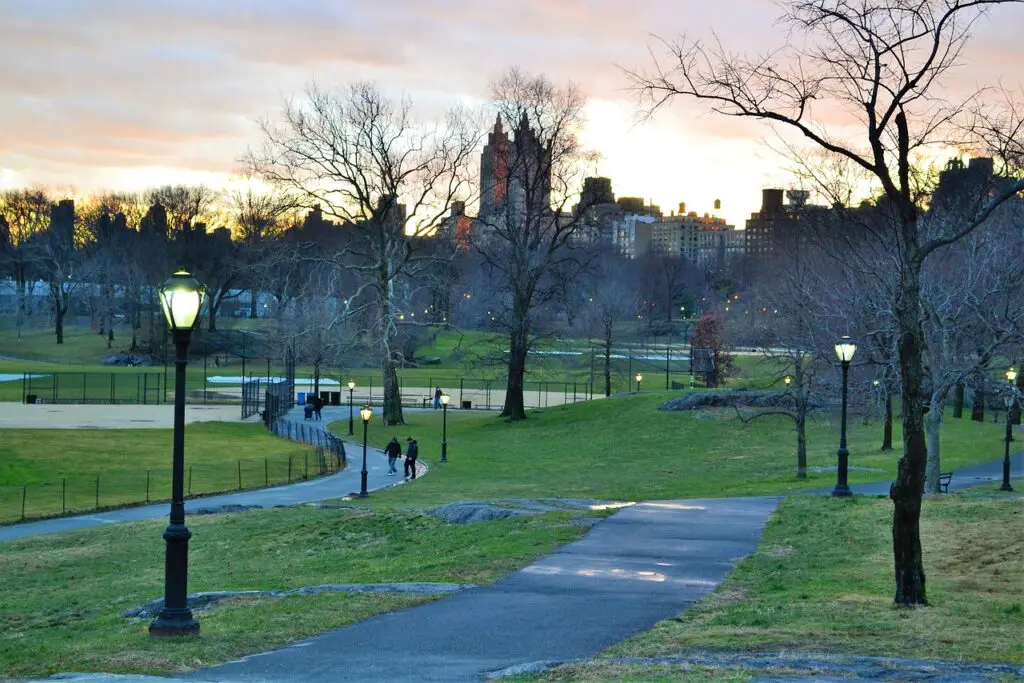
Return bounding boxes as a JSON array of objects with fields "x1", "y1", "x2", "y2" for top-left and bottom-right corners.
[
  {"x1": 0, "y1": 407, "x2": 406, "y2": 543},
  {"x1": 189, "y1": 497, "x2": 781, "y2": 683}
]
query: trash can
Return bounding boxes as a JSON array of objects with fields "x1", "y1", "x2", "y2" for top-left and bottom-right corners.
[
  {"x1": 297, "y1": 392, "x2": 307, "y2": 405},
  {"x1": 461, "y1": 400, "x2": 472, "y2": 410},
  {"x1": 25, "y1": 394, "x2": 37, "y2": 405}
]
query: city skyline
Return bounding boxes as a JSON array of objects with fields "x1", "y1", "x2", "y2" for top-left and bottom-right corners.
[{"x1": 1, "y1": 0, "x2": 1022, "y2": 228}]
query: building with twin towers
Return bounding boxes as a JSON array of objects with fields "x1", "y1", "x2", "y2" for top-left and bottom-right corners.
[{"x1": 478, "y1": 113, "x2": 552, "y2": 222}]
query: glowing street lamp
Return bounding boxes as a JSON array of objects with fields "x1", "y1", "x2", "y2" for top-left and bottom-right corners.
[
  {"x1": 359, "y1": 405, "x2": 373, "y2": 497},
  {"x1": 832, "y1": 336, "x2": 857, "y2": 498},
  {"x1": 635, "y1": 373, "x2": 643, "y2": 392},
  {"x1": 150, "y1": 269, "x2": 205, "y2": 637},
  {"x1": 1002, "y1": 368, "x2": 1018, "y2": 491},
  {"x1": 440, "y1": 393, "x2": 450, "y2": 463},
  {"x1": 784, "y1": 376, "x2": 792, "y2": 387}
]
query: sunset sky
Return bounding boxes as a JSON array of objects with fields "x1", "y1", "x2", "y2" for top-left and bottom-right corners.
[{"x1": 1, "y1": 0, "x2": 1022, "y2": 228}]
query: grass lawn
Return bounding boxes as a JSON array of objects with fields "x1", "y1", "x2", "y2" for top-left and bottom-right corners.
[
  {"x1": 529, "y1": 496, "x2": 1022, "y2": 681},
  {"x1": 328, "y1": 393, "x2": 1006, "y2": 508},
  {"x1": 0, "y1": 506, "x2": 597, "y2": 678},
  {"x1": 956, "y1": 478, "x2": 1024, "y2": 495},
  {"x1": 0, "y1": 424, "x2": 315, "y2": 523}
]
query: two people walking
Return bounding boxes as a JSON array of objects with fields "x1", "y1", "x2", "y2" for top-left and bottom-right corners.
[{"x1": 384, "y1": 436, "x2": 418, "y2": 479}]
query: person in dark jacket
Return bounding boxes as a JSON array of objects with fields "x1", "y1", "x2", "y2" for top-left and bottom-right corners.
[
  {"x1": 384, "y1": 437, "x2": 402, "y2": 476},
  {"x1": 312, "y1": 395, "x2": 324, "y2": 420},
  {"x1": 404, "y1": 437, "x2": 419, "y2": 479},
  {"x1": 433, "y1": 386, "x2": 442, "y2": 409}
]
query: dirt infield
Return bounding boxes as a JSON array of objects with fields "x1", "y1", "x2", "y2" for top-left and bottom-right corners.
[{"x1": 0, "y1": 403, "x2": 250, "y2": 429}]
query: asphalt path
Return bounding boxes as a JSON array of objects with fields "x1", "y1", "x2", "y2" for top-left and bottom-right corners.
[{"x1": 190, "y1": 496, "x2": 782, "y2": 683}]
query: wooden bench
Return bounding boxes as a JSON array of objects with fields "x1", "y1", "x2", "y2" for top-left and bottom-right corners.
[{"x1": 939, "y1": 472, "x2": 953, "y2": 493}]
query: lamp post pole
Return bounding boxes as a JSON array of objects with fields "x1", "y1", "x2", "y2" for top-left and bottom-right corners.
[
  {"x1": 636, "y1": 374, "x2": 642, "y2": 393},
  {"x1": 1003, "y1": 401, "x2": 1015, "y2": 492},
  {"x1": 832, "y1": 336, "x2": 856, "y2": 498},
  {"x1": 441, "y1": 395, "x2": 449, "y2": 463},
  {"x1": 360, "y1": 411, "x2": 369, "y2": 497},
  {"x1": 150, "y1": 271, "x2": 203, "y2": 637},
  {"x1": 347, "y1": 383, "x2": 355, "y2": 436},
  {"x1": 833, "y1": 358, "x2": 853, "y2": 498}
]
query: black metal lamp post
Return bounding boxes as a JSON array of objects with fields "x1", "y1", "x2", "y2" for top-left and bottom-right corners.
[
  {"x1": 150, "y1": 269, "x2": 205, "y2": 637},
  {"x1": 784, "y1": 375, "x2": 792, "y2": 388},
  {"x1": 347, "y1": 380, "x2": 355, "y2": 436},
  {"x1": 1002, "y1": 370, "x2": 1016, "y2": 492},
  {"x1": 635, "y1": 373, "x2": 643, "y2": 393},
  {"x1": 359, "y1": 404, "x2": 372, "y2": 497},
  {"x1": 1006, "y1": 369, "x2": 1017, "y2": 441},
  {"x1": 832, "y1": 336, "x2": 857, "y2": 498},
  {"x1": 440, "y1": 392, "x2": 450, "y2": 463}
]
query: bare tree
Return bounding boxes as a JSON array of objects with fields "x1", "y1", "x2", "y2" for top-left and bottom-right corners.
[
  {"x1": 228, "y1": 183, "x2": 297, "y2": 319},
  {"x1": 473, "y1": 68, "x2": 596, "y2": 421},
  {"x1": 583, "y1": 252, "x2": 640, "y2": 397},
  {"x1": 631, "y1": 0, "x2": 1024, "y2": 606},
  {"x1": 247, "y1": 82, "x2": 478, "y2": 424},
  {"x1": 28, "y1": 199, "x2": 87, "y2": 344},
  {"x1": 144, "y1": 185, "x2": 217, "y2": 232},
  {"x1": 0, "y1": 189, "x2": 51, "y2": 338}
]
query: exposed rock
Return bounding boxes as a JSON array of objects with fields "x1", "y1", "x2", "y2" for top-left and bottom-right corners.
[
  {"x1": 660, "y1": 390, "x2": 822, "y2": 412},
  {"x1": 101, "y1": 353, "x2": 153, "y2": 367},
  {"x1": 428, "y1": 502, "x2": 537, "y2": 524},
  {"x1": 123, "y1": 582, "x2": 474, "y2": 618},
  {"x1": 192, "y1": 504, "x2": 264, "y2": 515},
  {"x1": 488, "y1": 661, "x2": 565, "y2": 679}
]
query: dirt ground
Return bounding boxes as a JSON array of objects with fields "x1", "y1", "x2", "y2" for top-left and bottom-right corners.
[{"x1": 0, "y1": 403, "x2": 251, "y2": 429}]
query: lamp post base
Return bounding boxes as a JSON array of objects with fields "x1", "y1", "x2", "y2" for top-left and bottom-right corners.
[
  {"x1": 149, "y1": 610, "x2": 199, "y2": 637},
  {"x1": 1000, "y1": 482, "x2": 1015, "y2": 492},
  {"x1": 359, "y1": 471, "x2": 368, "y2": 498},
  {"x1": 831, "y1": 485, "x2": 853, "y2": 498},
  {"x1": 441, "y1": 442, "x2": 447, "y2": 463}
]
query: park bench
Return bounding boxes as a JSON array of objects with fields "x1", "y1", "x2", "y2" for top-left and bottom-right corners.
[{"x1": 939, "y1": 472, "x2": 953, "y2": 493}]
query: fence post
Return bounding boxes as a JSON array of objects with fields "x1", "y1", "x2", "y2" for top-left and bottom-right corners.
[
  {"x1": 82, "y1": 373, "x2": 87, "y2": 403},
  {"x1": 21, "y1": 485, "x2": 26, "y2": 521},
  {"x1": 146, "y1": 470, "x2": 150, "y2": 502},
  {"x1": 95, "y1": 476, "x2": 100, "y2": 510},
  {"x1": 573, "y1": 381, "x2": 577, "y2": 403},
  {"x1": 486, "y1": 380, "x2": 491, "y2": 410},
  {"x1": 62, "y1": 478, "x2": 66, "y2": 513},
  {"x1": 54, "y1": 373, "x2": 59, "y2": 403},
  {"x1": 188, "y1": 466, "x2": 193, "y2": 496},
  {"x1": 305, "y1": 451, "x2": 309, "y2": 479},
  {"x1": 460, "y1": 378, "x2": 464, "y2": 408},
  {"x1": 203, "y1": 355, "x2": 208, "y2": 404},
  {"x1": 288, "y1": 455, "x2": 292, "y2": 483},
  {"x1": 264, "y1": 459, "x2": 269, "y2": 487},
  {"x1": 110, "y1": 374, "x2": 115, "y2": 404}
]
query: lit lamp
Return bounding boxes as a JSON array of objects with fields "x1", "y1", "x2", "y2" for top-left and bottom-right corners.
[
  {"x1": 636, "y1": 373, "x2": 643, "y2": 392},
  {"x1": 359, "y1": 405, "x2": 373, "y2": 497},
  {"x1": 347, "y1": 380, "x2": 356, "y2": 436},
  {"x1": 440, "y1": 393, "x2": 450, "y2": 463},
  {"x1": 150, "y1": 269, "x2": 205, "y2": 637},
  {"x1": 832, "y1": 336, "x2": 857, "y2": 498},
  {"x1": 784, "y1": 376, "x2": 792, "y2": 387}
]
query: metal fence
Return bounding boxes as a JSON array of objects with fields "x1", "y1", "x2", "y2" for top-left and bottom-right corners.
[
  {"x1": 241, "y1": 378, "x2": 262, "y2": 419},
  {"x1": 20, "y1": 372, "x2": 164, "y2": 405},
  {"x1": 0, "y1": 440, "x2": 345, "y2": 525}
]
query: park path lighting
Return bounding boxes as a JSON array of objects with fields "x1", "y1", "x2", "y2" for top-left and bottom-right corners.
[
  {"x1": 832, "y1": 336, "x2": 857, "y2": 498},
  {"x1": 1002, "y1": 370, "x2": 1017, "y2": 492},
  {"x1": 150, "y1": 269, "x2": 205, "y2": 637},
  {"x1": 636, "y1": 373, "x2": 643, "y2": 392},
  {"x1": 440, "y1": 393, "x2": 450, "y2": 463},
  {"x1": 1007, "y1": 369, "x2": 1018, "y2": 441},
  {"x1": 784, "y1": 375, "x2": 792, "y2": 387},
  {"x1": 359, "y1": 405, "x2": 373, "y2": 497},
  {"x1": 347, "y1": 380, "x2": 356, "y2": 436}
]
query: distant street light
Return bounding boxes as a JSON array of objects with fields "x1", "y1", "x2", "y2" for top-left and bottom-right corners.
[
  {"x1": 359, "y1": 405, "x2": 373, "y2": 497},
  {"x1": 1002, "y1": 368, "x2": 1017, "y2": 492},
  {"x1": 347, "y1": 380, "x2": 356, "y2": 436},
  {"x1": 440, "y1": 393, "x2": 450, "y2": 463},
  {"x1": 784, "y1": 375, "x2": 792, "y2": 386},
  {"x1": 150, "y1": 269, "x2": 205, "y2": 637},
  {"x1": 635, "y1": 373, "x2": 643, "y2": 392},
  {"x1": 832, "y1": 336, "x2": 857, "y2": 498}
]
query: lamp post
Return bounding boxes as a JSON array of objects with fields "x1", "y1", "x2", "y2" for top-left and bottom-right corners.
[
  {"x1": 635, "y1": 373, "x2": 643, "y2": 393},
  {"x1": 784, "y1": 375, "x2": 792, "y2": 387},
  {"x1": 362, "y1": 405, "x2": 374, "y2": 497},
  {"x1": 150, "y1": 269, "x2": 205, "y2": 637},
  {"x1": 347, "y1": 380, "x2": 355, "y2": 436},
  {"x1": 440, "y1": 392, "x2": 450, "y2": 463},
  {"x1": 1007, "y1": 369, "x2": 1018, "y2": 439},
  {"x1": 1002, "y1": 368, "x2": 1017, "y2": 492},
  {"x1": 832, "y1": 336, "x2": 857, "y2": 498}
]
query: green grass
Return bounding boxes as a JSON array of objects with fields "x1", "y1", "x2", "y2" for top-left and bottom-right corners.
[
  {"x1": 0, "y1": 324, "x2": 136, "y2": 364},
  {"x1": 0, "y1": 424, "x2": 316, "y2": 523},
  {"x1": 0, "y1": 506, "x2": 596, "y2": 678},
  {"x1": 327, "y1": 393, "x2": 1006, "y2": 508},
  {"x1": 585, "y1": 496, "x2": 1023, "y2": 670},
  {"x1": 956, "y1": 478, "x2": 1024, "y2": 495}
]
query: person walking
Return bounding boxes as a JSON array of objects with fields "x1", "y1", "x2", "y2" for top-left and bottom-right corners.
[
  {"x1": 404, "y1": 437, "x2": 419, "y2": 480},
  {"x1": 384, "y1": 437, "x2": 402, "y2": 476},
  {"x1": 312, "y1": 394, "x2": 323, "y2": 420},
  {"x1": 433, "y1": 386, "x2": 442, "y2": 410}
]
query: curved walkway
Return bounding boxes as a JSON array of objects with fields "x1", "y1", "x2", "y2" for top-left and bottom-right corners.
[{"x1": 0, "y1": 406, "x2": 405, "y2": 543}]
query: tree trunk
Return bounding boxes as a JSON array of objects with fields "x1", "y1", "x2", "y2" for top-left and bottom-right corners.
[
  {"x1": 796, "y1": 410, "x2": 807, "y2": 479},
  {"x1": 502, "y1": 328, "x2": 528, "y2": 421},
  {"x1": 382, "y1": 358, "x2": 403, "y2": 425},
  {"x1": 924, "y1": 395, "x2": 943, "y2": 494},
  {"x1": 971, "y1": 378, "x2": 985, "y2": 422},
  {"x1": 208, "y1": 301, "x2": 218, "y2": 332},
  {"x1": 952, "y1": 383, "x2": 964, "y2": 419},
  {"x1": 891, "y1": 264, "x2": 928, "y2": 607},
  {"x1": 54, "y1": 302, "x2": 65, "y2": 344},
  {"x1": 603, "y1": 330, "x2": 612, "y2": 398},
  {"x1": 249, "y1": 289, "x2": 259, "y2": 319},
  {"x1": 882, "y1": 391, "x2": 893, "y2": 451}
]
